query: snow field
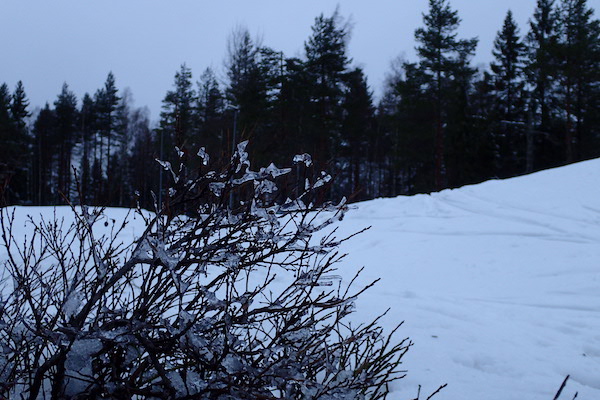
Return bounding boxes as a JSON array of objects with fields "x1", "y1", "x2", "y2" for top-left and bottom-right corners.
[{"x1": 1, "y1": 158, "x2": 599, "y2": 399}]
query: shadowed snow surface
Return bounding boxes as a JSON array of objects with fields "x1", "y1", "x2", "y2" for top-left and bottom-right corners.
[
  {"x1": 2, "y1": 159, "x2": 599, "y2": 399},
  {"x1": 338, "y1": 159, "x2": 600, "y2": 400}
]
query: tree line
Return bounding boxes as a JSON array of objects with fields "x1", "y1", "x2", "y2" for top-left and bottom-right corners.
[{"x1": 1, "y1": 0, "x2": 599, "y2": 209}]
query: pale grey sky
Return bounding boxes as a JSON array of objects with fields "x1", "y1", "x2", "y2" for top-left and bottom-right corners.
[{"x1": 1, "y1": 0, "x2": 598, "y2": 120}]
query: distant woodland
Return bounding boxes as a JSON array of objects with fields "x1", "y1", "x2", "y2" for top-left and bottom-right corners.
[{"x1": 1, "y1": 0, "x2": 599, "y2": 209}]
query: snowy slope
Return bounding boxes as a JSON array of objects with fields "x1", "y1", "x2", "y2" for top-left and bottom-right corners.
[
  {"x1": 2, "y1": 159, "x2": 599, "y2": 399},
  {"x1": 335, "y1": 159, "x2": 600, "y2": 400}
]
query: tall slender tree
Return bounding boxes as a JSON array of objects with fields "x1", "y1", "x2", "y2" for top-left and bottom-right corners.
[
  {"x1": 526, "y1": 0, "x2": 560, "y2": 133},
  {"x1": 32, "y1": 104, "x2": 57, "y2": 204},
  {"x1": 7, "y1": 81, "x2": 31, "y2": 202},
  {"x1": 491, "y1": 11, "x2": 527, "y2": 119},
  {"x1": 0, "y1": 83, "x2": 13, "y2": 197},
  {"x1": 197, "y1": 67, "x2": 225, "y2": 157},
  {"x1": 54, "y1": 83, "x2": 79, "y2": 201},
  {"x1": 225, "y1": 28, "x2": 279, "y2": 165},
  {"x1": 415, "y1": 0, "x2": 478, "y2": 190},
  {"x1": 159, "y1": 64, "x2": 196, "y2": 160},
  {"x1": 341, "y1": 67, "x2": 374, "y2": 198},
  {"x1": 556, "y1": 0, "x2": 600, "y2": 161},
  {"x1": 304, "y1": 9, "x2": 351, "y2": 168},
  {"x1": 94, "y1": 72, "x2": 121, "y2": 202},
  {"x1": 490, "y1": 10, "x2": 528, "y2": 176},
  {"x1": 79, "y1": 93, "x2": 95, "y2": 203}
]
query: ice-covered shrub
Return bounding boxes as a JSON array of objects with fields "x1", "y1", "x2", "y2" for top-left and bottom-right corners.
[{"x1": 0, "y1": 143, "x2": 410, "y2": 399}]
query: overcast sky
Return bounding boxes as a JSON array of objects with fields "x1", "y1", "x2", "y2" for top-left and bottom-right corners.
[{"x1": 2, "y1": 0, "x2": 599, "y2": 121}]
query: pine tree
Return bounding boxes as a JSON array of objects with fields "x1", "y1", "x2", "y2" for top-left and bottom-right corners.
[
  {"x1": 415, "y1": 0, "x2": 478, "y2": 190},
  {"x1": 54, "y1": 83, "x2": 79, "y2": 201},
  {"x1": 112, "y1": 88, "x2": 133, "y2": 206},
  {"x1": 341, "y1": 67, "x2": 374, "y2": 199},
  {"x1": 79, "y1": 93, "x2": 95, "y2": 203},
  {"x1": 94, "y1": 72, "x2": 121, "y2": 202},
  {"x1": 32, "y1": 104, "x2": 57, "y2": 204},
  {"x1": 380, "y1": 61, "x2": 436, "y2": 194},
  {"x1": 468, "y1": 70, "x2": 498, "y2": 180},
  {"x1": 556, "y1": 0, "x2": 600, "y2": 161},
  {"x1": 128, "y1": 107, "x2": 155, "y2": 209}
]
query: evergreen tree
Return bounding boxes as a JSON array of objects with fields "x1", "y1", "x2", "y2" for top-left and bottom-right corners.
[
  {"x1": 491, "y1": 11, "x2": 527, "y2": 119},
  {"x1": 197, "y1": 67, "x2": 225, "y2": 158},
  {"x1": 0, "y1": 83, "x2": 13, "y2": 189},
  {"x1": 556, "y1": 0, "x2": 600, "y2": 161},
  {"x1": 94, "y1": 72, "x2": 121, "y2": 202},
  {"x1": 112, "y1": 88, "x2": 134, "y2": 206},
  {"x1": 0, "y1": 84, "x2": 10, "y2": 129},
  {"x1": 31, "y1": 104, "x2": 57, "y2": 204},
  {"x1": 415, "y1": 0, "x2": 478, "y2": 190},
  {"x1": 79, "y1": 93, "x2": 95, "y2": 203},
  {"x1": 526, "y1": 0, "x2": 560, "y2": 133},
  {"x1": 304, "y1": 9, "x2": 351, "y2": 168},
  {"x1": 278, "y1": 57, "x2": 312, "y2": 161},
  {"x1": 159, "y1": 64, "x2": 196, "y2": 161},
  {"x1": 468, "y1": 70, "x2": 497, "y2": 179},
  {"x1": 54, "y1": 83, "x2": 79, "y2": 201},
  {"x1": 380, "y1": 61, "x2": 436, "y2": 194},
  {"x1": 225, "y1": 28, "x2": 279, "y2": 165},
  {"x1": 340, "y1": 67, "x2": 374, "y2": 199},
  {"x1": 11, "y1": 81, "x2": 30, "y2": 137},
  {"x1": 490, "y1": 10, "x2": 528, "y2": 176},
  {"x1": 5, "y1": 81, "x2": 31, "y2": 202},
  {"x1": 128, "y1": 106, "x2": 156, "y2": 209}
]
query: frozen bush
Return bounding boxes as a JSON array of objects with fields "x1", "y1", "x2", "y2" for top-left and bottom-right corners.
[{"x1": 0, "y1": 143, "x2": 411, "y2": 399}]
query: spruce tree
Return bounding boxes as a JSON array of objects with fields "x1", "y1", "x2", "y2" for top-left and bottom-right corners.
[
  {"x1": 304, "y1": 10, "x2": 351, "y2": 168},
  {"x1": 491, "y1": 11, "x2": 527, "y2": 119},
  {"x1": 490, "y1": 10, "x2": 528, "y2": 176},
  {"x1": 225, "y1": 28, "x2": 279, "y2": 166},
  {"x1": 6, "y1": 81, "x2": 31, "y2": 202},
  {"x1": 415, "y1": 0, "x2": 478, "y2": 190},
  {"x1": 159, "y1": 64, "x2": 196, "y2": 159},
  {"x1": 11, "y1": 81, "x2": 29, "y2": 131},
  {"x1": 197, "y1": 67, "x2": 224, "y2": 158},
  {"x1": 526, "y1": 0, "x2": 560, "y2": 133},
  {"x1": 0, "y1": 84, "x2": 12, "y2": 149},
  {"x1": 0, "y1": 83, "x2": 14, "y2": 200},
  {"x1": 279, "y1": 57, "x2": 312, "y2": 162}
]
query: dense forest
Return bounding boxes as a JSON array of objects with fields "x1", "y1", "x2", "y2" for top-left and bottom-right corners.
[{"x1": 1, "y1": 0, "x2": 599, "y2": 209}]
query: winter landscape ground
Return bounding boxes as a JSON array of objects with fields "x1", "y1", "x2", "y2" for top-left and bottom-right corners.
[{"x1": 2, "y1": 158, "x2": 599, "y2": 399}]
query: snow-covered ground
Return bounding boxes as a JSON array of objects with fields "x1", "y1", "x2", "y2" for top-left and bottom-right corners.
[
  {"x1": 2, "y1": 159, "x2": 599, "y2": 399},
  {"x1": 337, "y1": 159, "x2": 600, "y2": 400}
]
